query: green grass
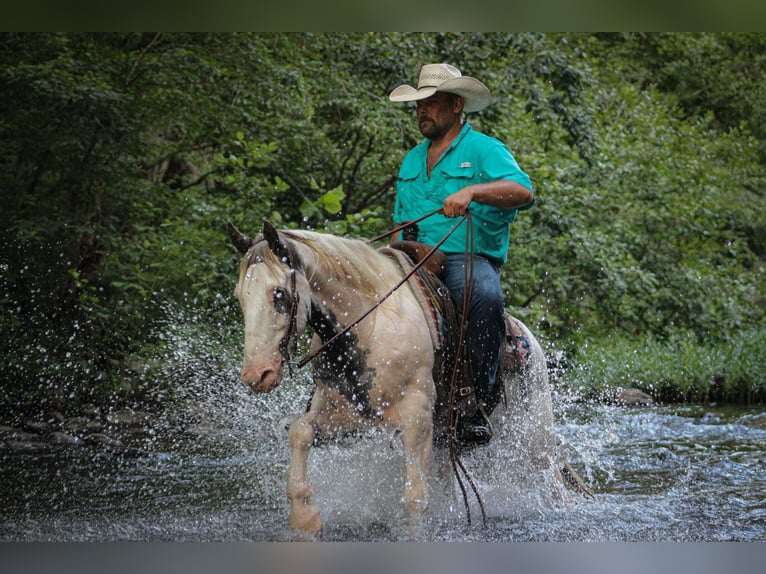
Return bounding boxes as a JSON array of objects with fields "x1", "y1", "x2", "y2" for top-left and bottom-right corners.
[{"x1": 563, "y1": 327, "x2": 766, "y2": 404}]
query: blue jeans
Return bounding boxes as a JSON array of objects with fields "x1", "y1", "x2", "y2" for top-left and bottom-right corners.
[{"x1": 442, "y1": 253, "x2": 505, "y2": 406}]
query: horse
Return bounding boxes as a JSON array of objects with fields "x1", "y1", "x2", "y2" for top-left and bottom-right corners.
[{"x1": 227, "y1": 219, "x2": 565, "y2": 539}]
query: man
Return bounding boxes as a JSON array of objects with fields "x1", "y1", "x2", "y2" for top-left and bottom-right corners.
[{"x1": 389, "y1": 63, "x2": 534, "y2": 444}]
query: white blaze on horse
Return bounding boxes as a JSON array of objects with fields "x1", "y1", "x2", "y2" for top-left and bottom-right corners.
[{"x1": 228, "y1": 219, "x2": 566, "y2": 539}]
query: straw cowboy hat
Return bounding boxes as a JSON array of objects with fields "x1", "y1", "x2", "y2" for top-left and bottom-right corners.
[{"x1": 389, "y1": 63, "x2": 491, "y2": 113}]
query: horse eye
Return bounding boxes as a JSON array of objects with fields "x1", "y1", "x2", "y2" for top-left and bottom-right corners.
[{"x1": 273, "y1": 288, "x2": 290, "y2": 313}]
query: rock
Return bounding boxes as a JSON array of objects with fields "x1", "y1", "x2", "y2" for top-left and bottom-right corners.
[
  {"x1": 588, "y1": 387, "x2": 654, "y2": 407},
  {"x1": 5, "y1": 430, "x2": 42, "y2": 442},
  {"x1": 106, "y1": 410, "x2": 149, "y2": 428},
  {"x1": 82, "y1": 404, "x2": 101, "y2": 417},
  {"x1": 183, "y1": 423, "x2": 212, "y2": 437},
  {"x1": 86, "y1": 433, "x2": 125, "y2": 449},
  {"x1": 64, "y1": 417, "x2": 103, "y2": 434},
  {"x1": 617, "y1": 388, "x2": 654, "y2": 407},
  {"x1": 745, "y1": 413, "x2": 766, "y2": 429},
  {"x1": 24, "y1": 419, "x2": 51, "y2": 434},
  {"x1": 5, "y1": 439, "x2": 48, "y2": 452},
  {"x1": 698, "y1": 412, "x2": 721, "y2": 424},
  {"x1": 48, "y1": 411, "x2": 66, "y2": 423},
  {"x1": 50, "y1": 431, "x2": 84, "y2": 446},
  {"x1": 183, "y1": 423, "x2": 235, "y2": 440}
]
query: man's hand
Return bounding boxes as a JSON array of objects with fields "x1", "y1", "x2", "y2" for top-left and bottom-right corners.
[
  {"x1": 442, "y1": 180, "x2": 533, "y2": 216},
  {"x1": 442, "y1": 187, "x2": 474, "y2": 217}
]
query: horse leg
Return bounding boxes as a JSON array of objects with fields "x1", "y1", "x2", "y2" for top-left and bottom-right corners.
[
  {"x1": 396, "y1": 390, "x2": 434, "y2": 534},
  {"x1": 286, "y1": 412, "x2": 323, "y2": 540}
]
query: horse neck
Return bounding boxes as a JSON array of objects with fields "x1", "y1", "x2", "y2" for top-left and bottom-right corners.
[{"x1": 293, "y1": 237, "x2": 385, "y2": 323}]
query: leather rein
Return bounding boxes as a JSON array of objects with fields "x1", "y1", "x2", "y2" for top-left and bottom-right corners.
[
  {"x1": 296, "y1": 208, "x2": 461, "y2": 369},
  {"x1": 275, "y1": 208, "x2": 450, "y2": 372},
  {"x1": 274, "y1": 209, "x2": 488, "y2": 526}
]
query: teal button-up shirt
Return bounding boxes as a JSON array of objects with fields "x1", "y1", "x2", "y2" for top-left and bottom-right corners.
[{"x1": 393, "y1": 122, "x2": 533, "y2": 265}]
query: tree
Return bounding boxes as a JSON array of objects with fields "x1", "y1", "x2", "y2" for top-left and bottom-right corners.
[{"x1": 1, "y1": 32, "x2": 763, "y2": 412}]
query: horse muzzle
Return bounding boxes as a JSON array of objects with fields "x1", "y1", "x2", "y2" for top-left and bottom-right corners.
[{"x1": 241, "y1": 361, "x2": 284, "y2": 393}]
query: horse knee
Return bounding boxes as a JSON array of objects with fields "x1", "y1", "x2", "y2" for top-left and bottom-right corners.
[
  {"x1": 287, "y1": 478, "x2": 313, "y2": 502},
  {"x1": 288, "y1": 416, "x2": 316, "y2": 450}
]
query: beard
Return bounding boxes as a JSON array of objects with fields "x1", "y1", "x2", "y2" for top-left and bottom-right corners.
[{"x1": 418, "y1": 114, "x2": 460, "y2": 141}]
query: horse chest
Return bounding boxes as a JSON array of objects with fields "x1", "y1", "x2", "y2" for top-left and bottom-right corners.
[{"x1": 309, "y1": 303, "x2": 377, "y2": 417}]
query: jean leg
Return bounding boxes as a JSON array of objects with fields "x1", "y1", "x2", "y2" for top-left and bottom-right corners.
[{"x1": 443, "y1": 254, "x2": 505, "y2": 405}]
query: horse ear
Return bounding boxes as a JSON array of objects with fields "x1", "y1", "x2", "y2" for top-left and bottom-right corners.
[
  {"x1": 262, "y1": 218, "x2": 293, "y2": 266},
  {"x1": 227, "y1": 221, "x2": 255, "y2": 254}
]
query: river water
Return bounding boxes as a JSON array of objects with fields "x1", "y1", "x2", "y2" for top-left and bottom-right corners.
[{"x1": 1, "y1": 358, "x2": 764, "y2": 542}]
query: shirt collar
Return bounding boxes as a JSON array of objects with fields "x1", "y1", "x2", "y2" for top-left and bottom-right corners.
[{"x1": 420, "y1": 121, "x2": 471, "y2": 147}]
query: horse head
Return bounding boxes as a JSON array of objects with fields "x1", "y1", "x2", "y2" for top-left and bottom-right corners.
[{"x1": 229, "y1": 220, "x2": 311, "y2": 393}]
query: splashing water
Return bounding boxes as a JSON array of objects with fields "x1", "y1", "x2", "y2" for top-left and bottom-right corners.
[{"x1": 1, "y1": 306, "x2": 765, "y2": 541}]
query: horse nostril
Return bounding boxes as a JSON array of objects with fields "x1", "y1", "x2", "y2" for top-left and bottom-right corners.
[
  {"x1": 258, "y1": 368, "x2": 275, "y2": 385},
  {"x1": 241, "y1": 366, "x2": 278, "y2": 392}
]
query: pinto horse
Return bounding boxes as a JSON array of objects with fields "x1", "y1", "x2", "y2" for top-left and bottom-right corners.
[{"x1": 228, "y1": 219, "x2": 562, "y2": 539}]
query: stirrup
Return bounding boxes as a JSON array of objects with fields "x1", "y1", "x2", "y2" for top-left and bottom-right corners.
[{"x1": 456, "y1": 405, "x2": 493, "y2": 447}]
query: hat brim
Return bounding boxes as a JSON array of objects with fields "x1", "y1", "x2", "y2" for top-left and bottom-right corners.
[{"x1": 388, "y1": 76, "x2": 490, "y2": 113}]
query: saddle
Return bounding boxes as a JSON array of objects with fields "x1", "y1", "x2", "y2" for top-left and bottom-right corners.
[
  {"x1": 384, "y1": 242, "x2": 533, "y2": 447},
  {"x1": 388, "y1": 241, "x2": 447, "y2": 278}
]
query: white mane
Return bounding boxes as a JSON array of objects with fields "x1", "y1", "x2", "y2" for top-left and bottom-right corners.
[{"x1": 279, "y1": 230, "x2": 403, "y2": 297}]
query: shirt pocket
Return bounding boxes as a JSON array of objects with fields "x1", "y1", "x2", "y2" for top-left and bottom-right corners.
[
  {"x1": 432, "y1": 163, "x2": 477, "y2": 201},
  {"x1": 397, "y1": 162, "x2": 421, "y2": 184},
  {"x1": 395, "y1": 163, "x2": 425, "y2": 220}
]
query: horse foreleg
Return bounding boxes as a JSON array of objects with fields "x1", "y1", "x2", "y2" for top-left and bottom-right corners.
[
  {"x1": 396, "y1": 391, "x2": 433, "y2": 534},
  {"x1": 286, "y1": 413, "x2": 323, "y2": 540}
]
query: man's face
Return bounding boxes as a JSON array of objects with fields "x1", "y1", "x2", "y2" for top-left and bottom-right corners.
[{"x1": 415, "y1": 92, "x2": 462, "y2": 140}]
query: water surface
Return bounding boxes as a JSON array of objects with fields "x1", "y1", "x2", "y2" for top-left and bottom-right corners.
[{"x1": 2, "y1": 372, "x2": 764, "y2": 541}]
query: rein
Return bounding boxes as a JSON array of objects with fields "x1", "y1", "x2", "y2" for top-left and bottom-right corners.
[
  {"x1": 364, "y1": 207, "x2": 445, "y2": 244},
  {"x1": 296, "y1": 211, "x2": 466, "y2": 369},
  {"x1": 291, "y1": 209, "x2": 488, "y2": 526},
  {"x1": 444, "y1": 213, "x2": 489, "y2": 527}
]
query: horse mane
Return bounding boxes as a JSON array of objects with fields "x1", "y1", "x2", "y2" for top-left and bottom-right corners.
[
  {"x1": 241, "y1": 229, "x2": 402, "y2": 298},
  {"x1": 283, "y1": 230, "x2": 401, "y2": 296}
]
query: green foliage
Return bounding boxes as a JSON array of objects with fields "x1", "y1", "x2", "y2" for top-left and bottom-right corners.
[
  {"x1": 1, "y1": 32, "x2": 764, "y2": 412},
  {"x1": 595, "y1": 33, "x2": 766, "y2": 163},
  {"x1": 506, "y1": 35, "x2": 765, "y2": 349},
  {"x1": 566, "y1": 328, "x2": 766, "y2": 404}
]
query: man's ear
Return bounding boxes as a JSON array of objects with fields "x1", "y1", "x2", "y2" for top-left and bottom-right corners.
[{"x1": 453, "y1": 95, "x2": 465, "y2": 114}]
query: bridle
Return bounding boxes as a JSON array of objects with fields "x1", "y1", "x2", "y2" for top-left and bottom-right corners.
[
  {"x1": 277, "y1": 267, "x2": 301, "y2": 372},
  {"x1": 266, "y1": 211, "x2": 488, "y2": 526},
  {"x1": 242, "y1": 239, "x2": 303, "y2": 373}
]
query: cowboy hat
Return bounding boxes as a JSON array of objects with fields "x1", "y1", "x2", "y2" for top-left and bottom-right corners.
[{"x1": 389, "y1": 63, "x2": 491, "y2": 113}]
